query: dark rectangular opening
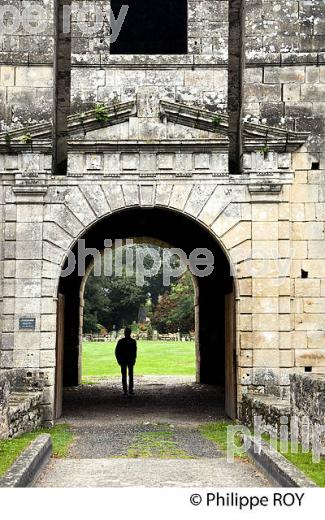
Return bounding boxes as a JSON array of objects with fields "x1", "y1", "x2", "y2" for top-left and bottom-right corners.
[
  {"x1": 53, "y1": 0, "x2": 71, "y2": 175},
  {"x1": 304, "y1": 366, "x2": 312, "y2": 372},
  {"x1": 228, "y1": 0, "x2": 245, "y2": 175},
  {"x1": 311, "y1": 162, "x2": 320, "y2": 170},
  {"x1": 110, "y1": 0, "x2": 188, "y2": 54}
]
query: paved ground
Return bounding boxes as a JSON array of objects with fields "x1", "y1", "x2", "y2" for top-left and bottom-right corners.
[
  {"x1": 36, "y1": 459, "x2": 269, "y2": 487},
  {"x1": 35, "y1": 377, "x2": 270, "y2": 487}
]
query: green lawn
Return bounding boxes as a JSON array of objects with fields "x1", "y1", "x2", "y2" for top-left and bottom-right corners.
[
  {"x1": 200, "y1": 422, "x2": 325, "y2": 486},
  {"x1": 82, "y1": 340, "x2": 196, "y2": 379},
  {"x1": 200, "y1": 421, "x2": 248, "y2": 460},
  {"x1": 0, "y1": 424, "x2": 73, "y2": 478},
  {"x1": 265, "y1": 436, "x2": 325, "y2": 487}
]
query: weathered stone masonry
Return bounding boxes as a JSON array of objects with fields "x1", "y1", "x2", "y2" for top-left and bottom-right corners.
[
  {"x1": 242, "y1": 373, "x2": 325, "y2": 449},
  {"x1": 0, "y1": 1, "x2": 324, "y2": 424},
  {"x1": 0, "y1": 369, "x2": 43, "y2": 439}
]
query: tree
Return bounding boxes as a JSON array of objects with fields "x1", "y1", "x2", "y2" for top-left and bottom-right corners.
[
  {"x1": 152, "y1": 270, "x2": 195, "y2": 334},
  {"x1": 83, "y1": 274, "x2": 110, "y2": 333},
  {"x1": 84, "y1": 271, "x2": 148, "y2": 333},
  {"x1": 102, "y1": 275, "x2": 148, "y2": 329},
  {"x1": 151, "y1": 292, "x2": 177, "y2": 333},
  {"x1": 83, "y1": 244, "x2": 195, "y2": 334}
]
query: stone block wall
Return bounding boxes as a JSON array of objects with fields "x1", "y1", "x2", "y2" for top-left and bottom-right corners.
[
  {"x1": 0, "y1": 65, "x2": 53, "y2": 128},
  {"x1": 0, "y1": 371, "x2": 10, "y2": 438},
  {"x1": 241, "y1": 392, "x2": 291, "y2": 430},
  {"x1": 244, "y1": 64, "x2": 324, "y2": 157},
  {"x1": 238, "y1": 150, "x2": 325, "y2": 400},
  {"x1": 290, "y1": 372, "x2": 325, "y2": 429},
  {"x1": 7, "y1": 390, "x2": 42, "y2": 438},
  {"x1": 0, "y1": 1, "x2": 324, "y2": 146},
  {"x1": 244, "y1": 0, "x2": 324, "y2": 158},
  {"x1": 245, "y1": 0, "x2": 324, "y2": 59},
  {"x1": 289, "y1": 155, "x2": 325, "y2": 377},
  {"x1": 0, "y1": 0, "x2": 54, "y2": 131},
  {"x1": 70, "y1": 0, "x2": 229, "y2": 59},
  {"x1": 241, "y1": 373, "x2": 325, "y2": 448},
  {"x1": 0, "y1": 369, "x2": 44, "y2": 439},
  {"x1": 69, "y1": 0, "x2": 230, "y2": 119},
  {"x1": 0, "y1": 1, "x2": 324, "y2": 420}
]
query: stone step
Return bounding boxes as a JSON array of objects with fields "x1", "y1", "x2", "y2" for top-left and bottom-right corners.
[
  {"x1": 242, "y1": 392, "x2": 290, "y2": 431},
  {"x1": 8, "y1": 391, "x2": 42, "y2": 413},
  {"x1": 7, "y1": 391, "x2": 43, "y2": 438}
]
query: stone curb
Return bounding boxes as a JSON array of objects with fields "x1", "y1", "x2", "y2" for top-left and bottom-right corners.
[
  {"x1": 0, "y1": 434, "x2": 52, "y2": 488},
  {"x1": 244, "y1": 434, "x2": 317, "y2": 488}
]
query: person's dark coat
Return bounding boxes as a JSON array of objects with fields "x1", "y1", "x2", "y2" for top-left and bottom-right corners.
[{"x1": 115, "y1": 337, "x2": 137, "y2": 366}]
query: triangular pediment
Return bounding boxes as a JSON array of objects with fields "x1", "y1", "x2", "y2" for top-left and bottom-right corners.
[
  {"x1": 0, "y1": 100, "x2": 136, "y2": 149},
  {"x1": 0, "y1": 98, "x2": 309, "y2": 153},
  {"x1": 160, "y1": 101, "x2": 309, "y2": 152},
  {"x1": 80, "y1": 118, "x2": 223, "y2": 142}
]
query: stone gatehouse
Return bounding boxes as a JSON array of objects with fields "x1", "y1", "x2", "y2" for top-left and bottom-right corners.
[{"x1": 0, "y1": 1, "x2": 324, "y2": 425}]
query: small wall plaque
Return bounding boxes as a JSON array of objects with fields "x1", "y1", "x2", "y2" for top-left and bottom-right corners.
[{"x1": 19, "y1": 318, "x2": 36, "y2": 331}]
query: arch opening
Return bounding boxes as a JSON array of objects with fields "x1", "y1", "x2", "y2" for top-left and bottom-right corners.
[
  {"x1": 56, "y1": 207, "x2": 237, "y2": 418},
  {"x1": 81, "y1": 239, "x2": 197, "y2": 382}
]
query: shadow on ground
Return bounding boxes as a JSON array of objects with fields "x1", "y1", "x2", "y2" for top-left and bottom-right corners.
[
  {"x1": 60, "y1": 376, "x2": 226, "y2": 458},
  {"x1": 61, "y1": 376, "x2": 225, "y2": 426}
]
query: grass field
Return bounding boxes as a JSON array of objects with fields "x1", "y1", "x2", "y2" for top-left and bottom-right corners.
[
  {"x1": 267, "y1": 437, "x2": 325, "y2": 487},
  {"x1": 0, "y1": 424, "x2": 73, "y2": 477},
  {"x1": 82, "y1": 340, "x2": 196, "y2": 379},
  {"x1": 201, "y1": 423, "x2": 325, "y2": 486}
]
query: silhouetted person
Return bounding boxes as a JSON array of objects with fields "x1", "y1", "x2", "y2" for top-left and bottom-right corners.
[{"x1": 115, "y1": 327, "x2": 137, "y2": 396}]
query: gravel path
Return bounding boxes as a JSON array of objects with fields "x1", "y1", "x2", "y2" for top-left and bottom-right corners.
[
  {"x1": 34, "y1": 377, "x2": 271, "y2": 487},
  {"x1": 61, "y1": 376, "x2": 226, "y2": 459},
  {"x1": 67, "y1": 423, "x2": 224, "y2": 459}
]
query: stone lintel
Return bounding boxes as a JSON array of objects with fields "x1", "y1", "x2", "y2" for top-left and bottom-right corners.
[{"x1": 12, "y1": 186, "x2": 48, "y2": 204}]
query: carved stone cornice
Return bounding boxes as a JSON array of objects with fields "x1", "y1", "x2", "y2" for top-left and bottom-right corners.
[
  {"x1": 0, "y1": 99, "x2": 309, "y2": 155},
  {"x1": 160, "y1": 100, "x2": 309, "y2": 152},
  {"x1": 67, "y1": 139, "x2": 229, "y2": 153},
  {"x1": 0, "y1": 100, "x2": 136, "y2": 152}
]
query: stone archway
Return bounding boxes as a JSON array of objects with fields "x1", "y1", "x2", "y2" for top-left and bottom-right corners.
[{"x1": 55, "y1": 205, "x2": 238, "y2": 419}]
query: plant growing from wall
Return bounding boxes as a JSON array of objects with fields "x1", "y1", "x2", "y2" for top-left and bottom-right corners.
[
  {"x1": 212, "y1": 115, "x2": 222, "y2": 129},
  {"x1": 94, "y1": 103, "x2": 109, "y2": 123},
  {"x1": 259, "y1": 145, "x2": 269, "y2": 159},
  {"x1": 19, "y1": 131, "x2": 32, "y2": 145}
]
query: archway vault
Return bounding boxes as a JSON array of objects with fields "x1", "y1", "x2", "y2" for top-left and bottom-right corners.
[{"x1": 54, "y1": 202, "x2": 239, "y2": 420}]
